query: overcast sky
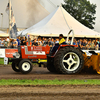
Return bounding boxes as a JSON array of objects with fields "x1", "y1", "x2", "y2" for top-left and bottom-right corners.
[
  {"x1": 88, "y1": 0, "x2": 100, "y2": 32},
  {"x1": 0, "y1": 0, "x2": 100, "y2": 33}
]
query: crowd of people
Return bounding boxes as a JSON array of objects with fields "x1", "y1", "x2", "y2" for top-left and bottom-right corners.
[{"x1": 0, "y1": 36, "x2": 100, "y2": 50}]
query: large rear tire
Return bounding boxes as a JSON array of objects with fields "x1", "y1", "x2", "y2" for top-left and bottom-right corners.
[
  {"x1": 47, "y1": 56, "x2": 56, "y2": 73},
  {"x1": 12, "y1": 62, "x2": 20, "y2": 72},
  {"x1": 54, "y1": 47, "x2": 84, "y2": 74},
  {"x1": 19, "y1": 59, "x2": 33, "y2": 74}
]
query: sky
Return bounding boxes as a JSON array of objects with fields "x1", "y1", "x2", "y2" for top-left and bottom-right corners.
[
  {"x1": 0, "y1": 0, "x2": 100, "y2": 32},
  {"x1": 88, "y1": 0, "x2": 100, "y2": 32}
]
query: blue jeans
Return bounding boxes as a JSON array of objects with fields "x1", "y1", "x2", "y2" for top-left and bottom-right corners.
[
  {"x1": 51, "y1": 42, "x2": 66, "y2": 54},
  {"x1": 51, "y1": 43, "x2": 59, "y2": 53}
]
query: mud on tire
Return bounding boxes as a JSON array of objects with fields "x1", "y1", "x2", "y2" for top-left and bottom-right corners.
[{"x1": 54, "y1": 47, "x2": 84, "y2": 74}]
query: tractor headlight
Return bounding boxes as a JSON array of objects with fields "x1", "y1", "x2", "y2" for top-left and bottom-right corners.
[{"x1": 13, "y1": 52, "x2": 20, "y2": 58}]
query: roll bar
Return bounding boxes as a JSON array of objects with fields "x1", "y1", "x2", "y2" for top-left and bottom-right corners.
[{"x1": 66, "y1": 29, "x2": 74, "y2": 45}]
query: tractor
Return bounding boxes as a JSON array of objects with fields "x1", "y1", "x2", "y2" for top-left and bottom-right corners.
[{"x1": 5, "y1": 30, "x2": 100, "y2": 74}]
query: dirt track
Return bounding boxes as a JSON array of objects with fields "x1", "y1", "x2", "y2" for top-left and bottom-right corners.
[
  {"x1": 0, "y1": 85, "x2": 100, "y2": 100},
  {"x1": 0, "y1": 65, "x2": 100, "y2": 80},
  {"x1": 0, "y1": 65, "x2": 100, "y2": 100}
]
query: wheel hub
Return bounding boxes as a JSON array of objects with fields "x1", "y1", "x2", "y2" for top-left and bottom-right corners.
[
  {"x1": 69, "y1": 60, "x2": 72, "y2": 64},
  {"x1": 22, "y1": 62, "x2": 31, "y2": 71},
  {"x1": 62, "y1": 52, "x2": 80, "y2": 71},
  {"x1": 24, "y1": 65, "x2": 27, "y2": 68}
]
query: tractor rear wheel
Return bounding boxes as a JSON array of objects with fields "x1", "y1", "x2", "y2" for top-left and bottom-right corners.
[
  {"x1": 19, "y1": 59, "x2": 33, "y2": 74},
  {"x1": 54, "y1": 47, "x2": 84, "y2": 74},
  {"x1": 47, "y1": 56, "x2": 56, "y2": 73},
  {"x1": 12, "y1": 62, "x2": 20, "y2": 72}
]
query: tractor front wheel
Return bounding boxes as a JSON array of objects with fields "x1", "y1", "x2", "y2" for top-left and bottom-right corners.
[
  {"x1": 19, "y1": 59, "x2": 33, "y2": 74},
  {"x1": 12, "y1": 62, "x2": 20, "y2": 72}
]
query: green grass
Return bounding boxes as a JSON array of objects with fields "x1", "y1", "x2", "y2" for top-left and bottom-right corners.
[
  {"x1": 0, "y1": 58, "x2": 12, "y2": 65},
  {"x1": 0, "y1": 79, "x2": 100, "y2": 85},
  {"x1": 0, "y1": 58, "x2": 38, "y2": 65},
  {"x1": 0, "y1": 58, "x2": 4, "y2": 65}
]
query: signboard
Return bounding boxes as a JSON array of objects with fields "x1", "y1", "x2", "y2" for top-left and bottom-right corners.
[
  {"x1": 5, "y1": 49, "x2": 18, "y2": 58},
  {"x1": 0, "y1": 49, "x2": 5, "y2": 58},
  {"x1": 33, "y1": 51, "x2": 45, "y2": 55},
  {"x1": 4, "y1": 57, "x2": 8, "y2": 65}
]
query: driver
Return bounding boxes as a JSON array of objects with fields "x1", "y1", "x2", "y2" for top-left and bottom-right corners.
[{"x1": 50, "y1": 34, "x2": 66, "y2": 55}]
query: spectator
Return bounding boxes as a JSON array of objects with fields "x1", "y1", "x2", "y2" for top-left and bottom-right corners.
[
  {"x1": 0, "y1": 38, "x2": 2, "y2": 46},
  {"x1": 0, "y1": 38, "x2": 4, "y2": 47},
  {"x1": 95, "y1": 42, "x2": 99, "y2": 50},
  {"x1": 81, "y1": 39, "x2": 87, "y2": 49},
  {"x1": 77, "y1": 39, "x2": 81, "y2": 48},
  {"x1": 3, "y1": 38, "x2": 9, "y2": 48},
  {"x1": 90, "y1": 40, "x2": 95, "y2": 50},
  {"x1": 17, "y1": 36, "x2": 21, "y2": 46},
  {"x1": 96, "y1": 38, "x2": 99, "y2": 44},
  {"x1": 51, "y1": 38, "x2": 55, "y2": 46},
  {"x1": 1, "y1": 36, "x2": 100, "y2": 51},
  {"x1": 86, "y1": 41, "x2": 90, "y2": 50},
  {"x1": 26, "y1": 38, "x2": 32, "y2": 46},
  {"x1": 7, "y1": 37, "x2": 9, "y2": 42},
  {"x1": 66, "y1": 39, "x2": 71, "y2": 45},
  {"x1": 73, "y1": 39, "x2": 78, "y2": 46},
  {"x1": 8, "y1": 39, "x2": 13, "y2": 48},
  {"x1": 32, "y1": 39, "x2": 38, "y2": 46},
  {"x1": 99, "y1": 39, "x2": 100, "y2": 50},
  {"x1": 55, "y1": 38, "x2": 59, "y2": 44},
  {"x1": 12, "y1": 39, "x2": 18, "y2": 48},
  {"x1": 42, "y1": 37, "x2": 45, "y2": 43},
  {"x1": 43, "y1": 38, "x2": 48, "y2": 46},
  {"x1": 37, "y1": 38, "x2": 42, "y2": 46},
  {"x1": 48, "y1": 38, "x2": 52, "y2": 47},
  {"x1": 21, "y1": 36, "x2": 26, "y2": 45}
]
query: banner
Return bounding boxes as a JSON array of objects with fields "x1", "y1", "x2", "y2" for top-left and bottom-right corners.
[
  {"x1": 6, "y1": 1, "x2": 17, "y2": 39},
  {"x1": 0, "y1": 49, "x2": 5, "y2": 58},
  {"x1": 5, "y1": 49, "x2": 18, "y2": 58}
]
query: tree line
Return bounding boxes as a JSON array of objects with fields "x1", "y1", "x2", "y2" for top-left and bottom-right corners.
[{"x1": 62, "y1": 0, "x2": 97, "y2": 29}]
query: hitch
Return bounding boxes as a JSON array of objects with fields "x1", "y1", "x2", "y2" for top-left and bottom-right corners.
[
  {"x1": 38, "y1": 59, "x2": 47, "y2": 67},
  {"x1": 39, "y1": 63, "x2": 41, "y2": 67}
]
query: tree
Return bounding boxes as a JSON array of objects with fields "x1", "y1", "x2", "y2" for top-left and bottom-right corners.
[{"x1": 62, "y1": 0, "x2": 97, "y2": 29}]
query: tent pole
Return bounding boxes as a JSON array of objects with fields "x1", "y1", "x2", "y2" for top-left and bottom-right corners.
[{"x1": 9, "y1": 0, "x2": 11, "y2": 39}]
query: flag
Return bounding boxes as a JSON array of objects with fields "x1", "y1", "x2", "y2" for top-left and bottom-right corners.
[
  {"x1": 6, "y1": 3, "x2": 9, "y2": 14},
  {"x1": 6, "y1": 1, "x2": 17, "y2": 39}
]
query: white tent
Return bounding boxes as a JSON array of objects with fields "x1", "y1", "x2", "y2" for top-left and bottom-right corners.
[
  {"x1": 18, "y1": 6, "x2": 100, "y2": 38},
  {"x1": 0, "y1": 31, "x2": 9, "y2": 37}
]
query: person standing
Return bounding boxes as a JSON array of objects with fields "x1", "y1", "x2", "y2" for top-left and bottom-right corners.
[
  {"x1": 12, "y1": 39, "x2": 18, "y2": 48},
  {"x1": 8, "y1": 39, "x2": 13, "y2": 48},
  {"x1": 32, "y1": 39, "x2": 38, "y2": 46},
  {"x1": 90, "y1": 40, "x2": 95, "y2": 50},
  {"x1": 51, "y1": 38, "x2": 54, "y2": 47},
  {"x1": 0, "y1": 38, "x2": 2, "y2": 47},
  {"x1": 3, "y1": 38, "x2": 9, "y2": 48},
  {"x1": 21, "y1": 36, "x2": 26, "y2": 45},
  {"x1": 95, "y1": 42, "x2": 99, "y2": 50},
  {"x1": 48, "y1": 38, "x2": 52, "y2": 46},
  {"x1": 17, "y1": 36, "x2": 21, "y2": 46}
]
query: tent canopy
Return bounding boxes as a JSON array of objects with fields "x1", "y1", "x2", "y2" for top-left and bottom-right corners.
[
  {"x1": 18, "y1": 6, "x2": 100, "y2": 38},
  {"x1": 0, "y1": 30, "x2": 9, "y2": 37}
]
